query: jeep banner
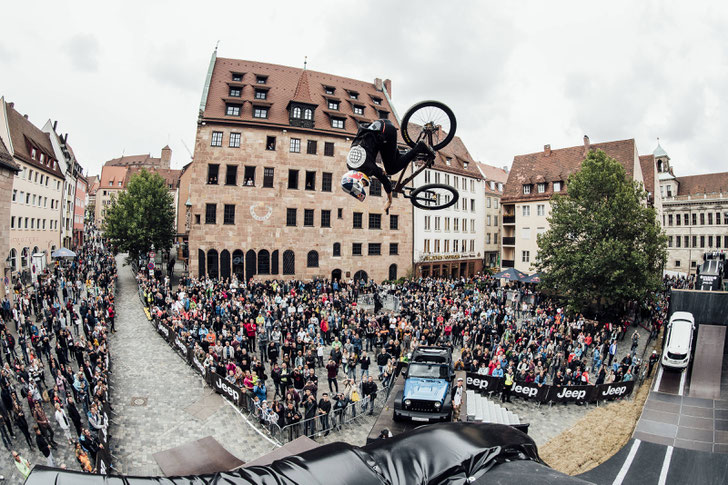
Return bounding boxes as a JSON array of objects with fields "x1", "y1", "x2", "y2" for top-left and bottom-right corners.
[
  {"x1": 465, "y1": 372, "x2": 502, "y2": 395},
  {"x1": 174, "y1": 335, "x2": 193, "y2": 365},
  {"x1": 510, "y1": 381, "x2": 548, "y2": 402},
  {"x1": 546, "y1": 385, "x2": 595, "y2": 404},
  {"x1": 595, "y1": 381, "x2": 634, "y2": 401},
  {"x1": 211, "y1": 373, "x2": 243, "y2": 406}
]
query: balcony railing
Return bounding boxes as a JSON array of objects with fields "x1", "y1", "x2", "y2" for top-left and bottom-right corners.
[
  {"x1": 502, "y1": 259, "x2": 515, "y2": 268},
  {"x1": 503, "y1": 215, "x2": 515, "y2": 224},
  {"x1": 502, "y1": 236, "x2": 516, "y2": 246}
]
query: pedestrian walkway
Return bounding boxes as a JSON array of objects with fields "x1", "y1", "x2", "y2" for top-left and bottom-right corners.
[{"x1": 109, "y1": 255, "x2": 276, "y2": 475}]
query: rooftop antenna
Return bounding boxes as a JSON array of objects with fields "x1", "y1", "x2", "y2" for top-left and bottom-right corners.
[
  {"x1": 215, "y1": 40, "x2": 219, "y2": 51},
  {"x1": 304, "y1": 56, "x2": 307, "y2": 70},
  {"x1": 180, "y1": 139, "x2": 193, "y2": 159}
]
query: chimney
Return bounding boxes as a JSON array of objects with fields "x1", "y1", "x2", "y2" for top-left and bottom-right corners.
[
  {"x1": 161, "y1": 145, "x2": 172, "y2": 169},
  {"x1": 383, "y1": 79, "x2": 392, "y2": 97},
  {"x1": 23, "y1": 114, "x2": 28, "y2": 120},
  {"x1": 544, "y1": 144, "x2": 551, "y2": 156},
  {"x1": 503, "y1": 165, "x2": 509, "y2": 173},
  {"x1": 63, "y1": 134, "x2": 68, "y2": 144},
  {"x1": 374, "y1": 78, "x2": 383, "y2": 92},
  {"x1": 7, "y1": 102, "x2": 13, "y2": 109},
  {"x1": 583, "y1": 135, "x2": 590, "y2": 154},
  {"x1": 53, "y1": 120, "x2": 58, "y2": 131}
]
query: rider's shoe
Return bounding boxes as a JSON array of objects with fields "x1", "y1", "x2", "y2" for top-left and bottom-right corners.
[{"x1": 414, "y1": 141, "x2": 436, "y2": 164}]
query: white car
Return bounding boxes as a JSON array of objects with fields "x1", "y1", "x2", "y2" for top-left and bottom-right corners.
[{"x1": 661, "y1": 311, "x2": 695, "y2": 369}]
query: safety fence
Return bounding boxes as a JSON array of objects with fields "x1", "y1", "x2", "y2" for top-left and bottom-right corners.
[
  {"x1": 138, "y1": 282, "x2": 391, "y2": 445},
  {"x1": 465, "y1": 371, "x2": 635, "y2": 406}
]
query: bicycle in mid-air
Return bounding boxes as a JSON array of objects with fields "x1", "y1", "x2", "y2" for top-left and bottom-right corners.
[{"x1": 391, "y1": 100, "x2": 459, "y2": 211}]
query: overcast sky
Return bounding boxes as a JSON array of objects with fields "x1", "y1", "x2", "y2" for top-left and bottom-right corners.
[{"x1": 1, "y1": 1, "x2": 726, "y2": 177}]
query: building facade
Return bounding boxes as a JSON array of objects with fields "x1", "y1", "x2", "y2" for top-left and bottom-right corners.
[
  {"x1": 0, "y1": 98, "x2": 65, "y2": 283},
  {"x1": 412, "y1": 135, "x2": 486, "y2": 279},
  {"x1": 477, "y1": 163, "x2": 508, "y2": 268},
  {"x1": 181, "y1": 52, "x2": 412, "y2": 282},
  {"x1": 0, "y1": 138, "x2": 19, "y2": 296},
  {"x1": 657, "y1": 143, "x2": 728, "y2": 275},
  {"x1": 74, "y1": 175, "x2": 87, "y2": 247},
  {"x1": 501, "y1": 137, "x2": 646, "y2": 274}
]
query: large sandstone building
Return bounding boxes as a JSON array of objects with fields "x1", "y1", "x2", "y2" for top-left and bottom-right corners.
[
  {"x1": 477, "y1": 163, "x2": 508, "y2": 268},
  {"x1": 0, "y1": 138, "x2": 20, "y2": 296},
  {"x1": 179, "y1": 52, "x2": 412, "y2": 282},
  {"x1": 501, "y1": 137, "x2": 650, "y2": 274}
]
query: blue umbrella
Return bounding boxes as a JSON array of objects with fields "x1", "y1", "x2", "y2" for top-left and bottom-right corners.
[
  {"x1": 492, "y1": 268, "x2": 528, "y2": 281},
  {"x1": 522, "y1": 272, "x2": 541, "y2": 284},
  {"x1": 51, "y1": 247, "x2": 76, "y2": 258}
]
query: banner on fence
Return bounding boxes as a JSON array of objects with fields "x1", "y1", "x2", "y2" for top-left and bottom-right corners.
[
  {"x1": 209, "y1": 371, "x2": 244, "y2": 407},
  {"x1": 465, "y1": 371, "x2": 634, "y2": 404}
]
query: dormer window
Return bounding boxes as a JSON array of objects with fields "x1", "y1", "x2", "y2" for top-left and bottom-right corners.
[
  {"x1": 378, "y1": 110, "x2": 389, "y2": 119},
  {"x1": 324, "y1": 86, "x2": 335, "y2": 95},
  {"x1": 292, "y1": 106, "x2": 302, "y2": 119},
  {"x1": 348, "y1": 91, "x2": 359, "y2": 100},
  {"x1": 537, "y1": 183, "x2": 546, "y2": 193},
  {"x1": 304, "y1": 109, "x2": 313, "y2": 120},
  {"x1": 256, "y1": 75, "x2": 268, "y2": 84},
  {"x1": 289, "y1": 102, "x2": 316, "y2": 128},
  {"x1": 553, "y1": 181, "x2": 562, "y2": 192},
  {"x1": 225, "y1": 104, "x2": 241, "y2": 116},
  {"x1": 445, "y1": 157, "x2": 452, "y2": 166},
  {"x1": 328, "y1": 100, "x2": 339, "y2": 110},
  {"x1": 254, "y1": 89, "x2": 267, "y2": 100},
  {"x1": 490, "y1": 181, "x2": 495, "y2": 190},
  {"x1": 371, "y1": 97, "x2": 382, "y2": 105},
  {"x1": 463, "y1": 161, "x2": 469, "y2": 169},
  {"x1": 229, "y1": 87, "x2": 241, "y2": 97},
  {"x1": 523, "y1": 184, "x2": 531, "y2": 194},
  {"x1": 40, "y1": 153, "x2": 45, "y2": 162},
  {"x1": 31, "y1": 148, "x2": 37, "y2": 159},
  {"x1": 232, "y1": 73, "x2": 243, "y2": 82},
  {"x1": 331, "y1": 117, "x2": 345, "y2": 129},
  {"x1": 253, "y1": 106, "x2": 268, "y2": 118},
  {"x1": 498, "y1": 183, "x2": 503, "y2": 192},
  {"x1": 353, "y1": 105, "x2": 364, "y2": 115}
]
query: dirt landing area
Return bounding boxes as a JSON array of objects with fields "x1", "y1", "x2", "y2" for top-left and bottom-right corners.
[{"x1": 539, "y1": 376, "x2": 652, "y2": 475}]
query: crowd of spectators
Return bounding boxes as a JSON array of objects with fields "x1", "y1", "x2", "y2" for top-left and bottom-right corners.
[
  {"x1": 137, "y1": 269, "x2": 669, "y2": 436},
  {"x1": 0, "y1": 228, "x2": 116, "y2": 478}
]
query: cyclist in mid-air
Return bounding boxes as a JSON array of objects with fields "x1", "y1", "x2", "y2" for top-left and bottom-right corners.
[{"x1": 341, "y1": 119, "x2": 434, "y2": 212}]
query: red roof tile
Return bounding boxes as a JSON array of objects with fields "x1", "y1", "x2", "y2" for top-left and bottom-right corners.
[
  {"x1": 502, "y1": 138, "x2": 639, "y2": 203},
  {"x1": 0, "y1": 137, "x2": 19, "y2": 172},
  {"x1": 124, "y1": 167, "x2": 181, "y2": 189},
  {"x1": 676, "y1": 172, "x2": 728, "y2": 196},
  {"x1": 477, "y1": 162, "x2": 508, "y2": 195},
  {"x1": 99, "y1": 166, "x2": 129, "y2": 189},
  {"x1": 639, "y1": 154, "x2": 656, "y2": 197},
  {"x1": 105, "y1": 153, "x2": 162, "y2": 168},
  {"x1": 4, "y1": 101, "x2": 64, "y2": 178},
  {"x1": 203, "y1": 58, "x2": 398, "y2": 135}
]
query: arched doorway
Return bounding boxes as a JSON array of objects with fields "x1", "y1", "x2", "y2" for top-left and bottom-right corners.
[
  {"x1": 353, "y1": 270, "x2": 368, "y2": 283},
  {"x1": 220, "y1": 250, "x2": 231, "y2": 280},
  {"x1": 198, "y1": 249, "x2": 206, "y2": 278},
  {"x1": 258, "y1": 249, "x2": 270, "y2": 275},
  {"x1": 207, "y1": 249, "x2": 219, "y2": 279},
  {"x1": 388, "y1": 264, "x2": 397, "y2": 281},
  {"x1": 271, "y1": 250, "x2": 279, "y2": 275},
  {"x1": 283, "y1": 250, "x2": 295, "y2": 275},
  {"x1": 232, "y1": 250, "x2": 244, "y2": 280},
  {"x1": 331, "y1": 269, "x2": 342, "y2": 281},
  {"x1": 245, "y1": 250, "x2": 256, "y2": 282}
]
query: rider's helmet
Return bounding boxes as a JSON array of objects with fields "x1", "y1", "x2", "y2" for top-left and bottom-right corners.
[{"x1": 341, "y1": 170, "x2": 370, "y2": 201}]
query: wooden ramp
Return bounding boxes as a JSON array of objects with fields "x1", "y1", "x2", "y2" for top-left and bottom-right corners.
[
  {"x1": 689, "y1": 325, "x2": 726, "y2": 400},
  {"x1": 153, "y1": 436, "x2": 244, "y2": 476}
]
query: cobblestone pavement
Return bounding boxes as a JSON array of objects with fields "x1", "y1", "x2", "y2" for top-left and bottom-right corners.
[{"x1": 108, "y1": 255, "x2": 276, "y2": 476}]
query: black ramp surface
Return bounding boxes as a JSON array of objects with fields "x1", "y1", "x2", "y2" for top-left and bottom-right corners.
[
  {"x1": 620, "y1": 441, "x2": 666, "y2": 484},
  {"x1": 689, "y1": 325, "x2": 725, "y2": 400},
  {"x1": 576, "y1": 439, "x2": 635, "y2": 484},
  {"x1": 669, "y1": 290, "x2": 728, "y2": 327},
  {"x1": 666, "y1": 446, "x2": 728, "y2": 485},
  {"x1": 657, "y1": 368, "x2": 683, "y2": 394},
  {"x1": 475, "y1": 459, "x2": 595, "y2": 484}
]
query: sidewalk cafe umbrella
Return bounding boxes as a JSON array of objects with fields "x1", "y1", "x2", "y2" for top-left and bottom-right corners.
[
  {"x1": 492, "y1": 268, "x2": 527, "y2": 281},
  {"x1": 522, "y1": 272, "x2": 541, "y2": 284},
  {"x1": 51, "y1": 247, "x2": 76, "y2": 258}
]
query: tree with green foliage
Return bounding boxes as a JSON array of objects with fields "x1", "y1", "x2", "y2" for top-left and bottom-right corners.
[
  {"x1": 535, "y1": 149, "x2": 667, "y2": 316},
  {"x1": 103, "y1": 169, "x2": 175, "y2": 261}
]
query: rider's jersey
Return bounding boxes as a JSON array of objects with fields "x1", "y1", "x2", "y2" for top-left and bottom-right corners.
[{"x1": 346, "y1": 120, "x2": 396, "y2": 194}]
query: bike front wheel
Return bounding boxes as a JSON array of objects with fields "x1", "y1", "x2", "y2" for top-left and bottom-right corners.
[
  {"x1": 401, "y1": 101, "x2": 456, "y2": 151},
  {"x1": 410, "y1": 183, "x2": 459, "y2": 210}
]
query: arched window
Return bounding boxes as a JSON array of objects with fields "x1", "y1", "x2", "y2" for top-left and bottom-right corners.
[
  {"x1": 8, "y1": 249, "x2": 17, "y2": 271},
  {"x1": 389, "y1": 264, "x2": 398, "y2": 281},
  {"x1": 271, "y1": 250, "x2": 279, "y2": 274},
  {"x1": 245, "y1": 250, "x2": 257, "y2": 282},
  {"x1": 220, "y1": 250, "x2": 231, "y2": 279},
  {"x1": 333, "y1": 242, "x2": 341, "y2": 257},
  {"x1": 198, "y1": 249, "x2": 206, "y2": 278},
  {"x1": 207, "y1": 249, "x2": 219, "y2": 279},
  {"x1": 292, "y1": 107, "x2": 302, "y2": 118},
  {"x1": 258, "y1": 249, "x2": 270, "y2": 275},
  {"x1": 21, "y1": 247, "x2": 29, "y2": 267},
  {"x1": 232, "y1": 250, "x2": 244, "y2": 280},
  {"x1": 307, "y1": 250, "x2": 319, "y2": 268},
  {"x1": 283, "y1": 250, "x2": 295, "y2": 275},
  {"x1": 304, "y1": 109, "x2": 313, "y2": 120},
  {"x1": 32, "y1": 246, "x2": 39, "y2": 256},
  {"x1": 353, "y1": 270, "x2": 368, "y2": 283}
]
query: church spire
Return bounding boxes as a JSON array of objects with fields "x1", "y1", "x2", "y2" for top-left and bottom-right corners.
[{"x1": 291, "y1": 66, "x2": 314, "y2": 104}]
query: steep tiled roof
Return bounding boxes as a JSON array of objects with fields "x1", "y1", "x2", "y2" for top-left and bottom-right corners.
[
  {"x1": 404, "y1": 123, "x2": 481, "y2": 179},
  {"x1": 202, "y1": 58, "x2": 397, "y2": 135},
  {"x1": 87, "y1": 175, "x2": 99, "y2": 195},
  {"x1": 477, "y1": 162, "x2": 508, "y2": 195},
  {"x1": 125, "y1": 167, "x2": 181, "y2": 189},
  {"x1": 105, "y1": 153, "x2": 162, "y2": 168},
  {"x1": 0, "y1": 137, "x2": 19, "y2": 172},
  {"x1": 99, "y1": 166, "x2": 129, "y2": 189},
  {"x1": 4, "y1": 101, "x2": 64, "y2": 178},
  {"x1": 291, "y1": 69, "x2": 314, "y2": 104},
  {"x1": 502, "y1": 138, "x2": 639, "y2": 203},
  {"x1": 676, "y1": 172, "x2": 728, "y2": 196},
  {"x1": 639, "y1": 154, "x2": 656, "y2": 197}
]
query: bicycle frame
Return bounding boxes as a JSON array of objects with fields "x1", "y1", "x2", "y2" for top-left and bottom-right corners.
[{"x1": 391, "y1": 157, "x2": 433, "y2": 198}]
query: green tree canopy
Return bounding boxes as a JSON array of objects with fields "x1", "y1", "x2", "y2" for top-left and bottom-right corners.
[
  {"x1": 535, "y1": 149, "x2": 667, "y2": 316},
  {"x1": 103, "y1": 169, "x2": 175, "y2": 261}
]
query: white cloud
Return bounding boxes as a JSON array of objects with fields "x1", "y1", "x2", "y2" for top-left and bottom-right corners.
[{"x1": 64, "y1": 33, "x2": 100, "y2": 72}]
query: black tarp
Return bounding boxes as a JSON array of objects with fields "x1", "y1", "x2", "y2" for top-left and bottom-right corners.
[{"x1": 26, "y1": 423, "x2": 593, "y2": 485}]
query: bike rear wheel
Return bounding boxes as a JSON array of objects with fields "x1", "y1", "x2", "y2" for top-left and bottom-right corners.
[
  {"x1": 410, "y1": 183, "x2": 459, "y2": 210},
  {"x1": 401, "y1": 101, "x2": 456, "y2": 151}
]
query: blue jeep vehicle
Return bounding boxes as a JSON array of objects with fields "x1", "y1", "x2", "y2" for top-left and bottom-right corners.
[{"x1": 393, "y1": 346, "x2": 454, "y2": 422}]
